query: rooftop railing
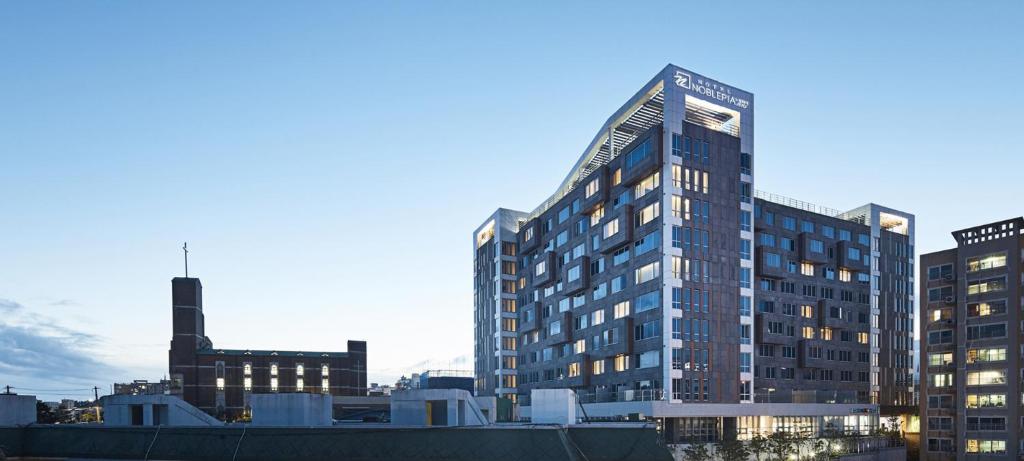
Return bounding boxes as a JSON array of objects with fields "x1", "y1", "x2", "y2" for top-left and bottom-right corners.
[{"x1": 754, "y1": 190, "x2": 844, "y2": 218}]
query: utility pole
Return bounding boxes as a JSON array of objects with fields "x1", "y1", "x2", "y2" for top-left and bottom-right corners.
[
  {"x1": 3, "y1": 385, "x2": 11, "y2": 395},
  {"x1": 93, "y1": 386, "x2": 101, "y2": 423}
]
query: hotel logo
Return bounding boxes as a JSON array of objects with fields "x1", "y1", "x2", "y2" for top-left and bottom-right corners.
[{"x1": 673, "y1": 71, "x2": 691, "y2": 89}]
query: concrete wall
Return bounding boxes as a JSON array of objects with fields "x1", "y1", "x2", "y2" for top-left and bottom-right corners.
[
  {"x1": 0, "y1": 394, "x2": 36, "y2": 425},
  {"x1": 101, "y1": 394, "x2": 221, "y2": 426},
  {"x1": 390, "y1": 389, "x2": 489, "y2": 427},
  {"x1": 836, "y1": 447, "x2": 906, "y2": 461},
  {"x1": 250, "y1": 393, "x2": 332, "y2": 427},
  {"x1": 530, "y1": 389, "x2": 576, "y2": 425}
]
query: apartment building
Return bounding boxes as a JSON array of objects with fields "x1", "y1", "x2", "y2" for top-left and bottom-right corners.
[
  {"x1": 753, "y1": 198, "x2": 915, "y2": 410},
  {"x1": 474, "y1": 208, "x2": 529, "y2": 401},
  {"x1": 920, "y1": 217, "x2": 1023, "y2": 459},
  {"x1": 473, "y1": 64, "x2": 914, "y2": 441}
]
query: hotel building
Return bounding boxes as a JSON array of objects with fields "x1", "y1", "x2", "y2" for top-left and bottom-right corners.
[
  {"x1": 473, "y1": 64, "x2": 915, "y2": 441},
  {"x1": 920, "y1": 217, "x2": 1023, "y2": 459}
]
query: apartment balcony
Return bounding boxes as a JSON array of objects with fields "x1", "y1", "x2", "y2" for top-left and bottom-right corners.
[
  {"x1": 518, "y1": 218, "x2": 540, "y2": 253},
  {"x1": 837, "y1": 240, "x2": 869, "y2": 270},
  {"x1": 546, "y1": 311, "x2": 573, "y2": 345},
  {"x1": 520, "y1": 301, "x2": 540, "y2": 332},
  {"x1": 579, "y1": 166, "x2": 609, "y2": 213},
  {"x1": 599, "y1": 205, "x2": 634, "y2": 253},
  {"x1": 755, "y1": 248, "x2": 786, "y2": 279},
  {"x1": 531, "y1": 251, "x2": 557, "y2": 288},
  {"x1": 561, "y1": 256, "x2": 591, "y2": 295},
  {"x1": 798, "y1": 233, "x2": 829, "y2": 264}
]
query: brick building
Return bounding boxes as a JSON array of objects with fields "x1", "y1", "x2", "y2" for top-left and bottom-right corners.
[{"x1": 168, "y1": 277, "x2": 367, "y2": 420}]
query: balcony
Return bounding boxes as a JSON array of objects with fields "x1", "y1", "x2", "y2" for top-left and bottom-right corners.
[
  {"x1": 531, "y1": 251, "x2": 557, "y2": 288},
  {"x1": 599, "y1": 205, "x2": 634, "y2": 253},
  {"x1": 561, "y1": 256, "x2": 591, "y2": 295}
]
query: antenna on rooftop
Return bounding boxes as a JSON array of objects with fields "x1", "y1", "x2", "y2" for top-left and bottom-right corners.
[{"x1": 183, "y1": 242, "x2": 189, "y2": 278}]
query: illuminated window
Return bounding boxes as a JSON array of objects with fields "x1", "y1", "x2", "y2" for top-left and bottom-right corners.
[
  {"x1": 928, "y1": 352, "x2": 953, "y2": 366},
  {"x1": 568, "y1": 362, "x2": 581, "y2": 377},
  {"x1": 802, "y1": 326, "x2": 815, "y2": 339},
  {"x1": 966, "y1": 348, "x2": 1006, "y2": 364},
  {"x1": 929, "y1": 308, "x2": 951, "y2": 322},
  {"x1": 603, "y1": 220, "x2": 619, "y2": 238},
  {"x1": 216, "y1": 378, "x2": 225, "y2": 391},
  {"x1": 800, "y1": 263, "x2": 815, "y2": 276},
  {"x1": 243, "y1": 377, "x2": 252, "y2": 391},
  {"x1": 968, "y1": 301, "x2": 1007, "y2": 317},
  {"x1": 270, "y1": 363, "x2": 278, "y2": 377},
  {"x1": 931, "y1": 373, "x2": 953, "y2": 387},
  {"x1": 857, "y1": 332, "x2": 869, "y2": 344},
  {"x1": 322, "y1": 365, "x2": 329, "y2": 376},
  {"x1": 671, "y1": 165, "x2": 682, "y2": 188},
  {"x1": 702, "y1": 171, "x2": 709, "y2": 194},
  {"x1": 838, "y1": 269, "x2": 851, "y2": 282},
  {"x1": 321, "y1": 378, "x2": 329, "y2": 393},
  {"x1": 590, "y1": 205, "x2": 604, "y2": 226},
  {"x1": 574, "y1": 339, "x2": 586, "y2": 354},
  {"x1": 614, "y1": 354, "x2": 629, "y2": 372},
  {"x1": 270, "y1": 377, "x2": 279, "y2": 392},
  {"x1": 966, "y1": 393, "x2": 1006, "y2": 408},
  {"x1": 296, "y1": 378, "x2": 304, "y2": 392},
  {"x1": 800, "y1": 305, "x2": 814, "y2": 318},
  {"x1": 592, "y1": 359, "x2": 605, "y2": 375},
  {"x1": 243, "y1": 363, "x2": 252, "y2": 376},
  {"x1": 634, "y1": 172, "x2": 659, "y2": 199},
  {"x1": 613, "y1": 301, "x2": 630, "y2": 319},
  {"x1": 635, "y1": 262, "x2": 660, "y2": 284},
  {"x1": 821, "y1": 327, "x2": 833, "y2": 341},
  {"x1": 635, "y1": 202, "x2": 660, "y2": 227},
  {"x1": 673, "y1": 196, "x2": 690, "y2": 220},
  {"x1": 592, "y1": 309, "x2": 604, "y2": 326},
  {"x1": 967, "y1": 253, "x2": 1007, "y2": 272},
  {"x1": 967, "y1": 277, "x2": 1006, "y2": 295},
  {"x1": 585, "y1": 178, "x2": 600, "y2": 198},
  {"x1": 965, "y1": 439, "x2": 1005, "y2": 454},
  {"x1": 967, "y1": 370, "x2": 1006, "y2": 386},
  {"x1": 611, "y1": 169, "x2": 621, "y2": 186}
]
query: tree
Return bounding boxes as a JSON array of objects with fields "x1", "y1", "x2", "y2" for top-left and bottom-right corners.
[
  {"x1": 749, "y1": 433, "x2": 769, "y2": 461},
  {"x1": 767, "y1": 431, "x2": 795, "y2": 461},
  {"x1": 715, "y1": 438, "x2": 751, "y2": 461},
  {"x1": 36, "y1": 401, "x2": 58, "y2": 424},
  {"x1": 681, "y1": 439, "x2": 713, "y2": 461}
]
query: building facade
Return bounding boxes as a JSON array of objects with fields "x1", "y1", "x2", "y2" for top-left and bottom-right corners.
[
  {"x1": 168, "y1": 277, "x2": 367, "y2": 420},
  {"x1": 473, "y1": 64, "x2": 914, "y2": 441},
  {"x1": 474, "y1": 209, "x2": 529, "y2": 401},
  {"x1": 920, "y1": 217, "x2": 1023, "y2": 459},
  {"x1": 753, "y1": 198, "x2": 915, "y2": 410}
]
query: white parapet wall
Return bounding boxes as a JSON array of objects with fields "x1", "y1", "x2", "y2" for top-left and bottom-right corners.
[
  {"x1": 530, "y1": 389, "x2": 577, "y2": 425},
  {"x1": 390, "y1": 389, "x2": 490, "y2": 427},
  {"x1": 0, "y1": 394, "x2": 37, "y2": 426},
  {"x1": 250, "y1": 393, "x2": 333, "y2": 427},
  {"x1": 101, "y1": 394, "x2": 222, "y2": 426}
]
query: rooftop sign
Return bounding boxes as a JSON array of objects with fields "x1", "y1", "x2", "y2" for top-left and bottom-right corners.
[{"x1": 674, "y1": 70, "x2": 750, "y2": 110}]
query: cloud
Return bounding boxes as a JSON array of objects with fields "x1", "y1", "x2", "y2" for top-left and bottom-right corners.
[
  {"x1": 0, "y1": 298, "x2": 23, "y2": 312},
  {"x1": 0, "y1": 322, "x2": 119, "y2": 386},
  {"x1": 49, "y1": 299, "x2": 78, "y2": 307}
]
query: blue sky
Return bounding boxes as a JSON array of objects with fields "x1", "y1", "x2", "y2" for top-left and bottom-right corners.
[{"x1": 1, "y1": 1, "x2": 1021, "y2": 399}]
